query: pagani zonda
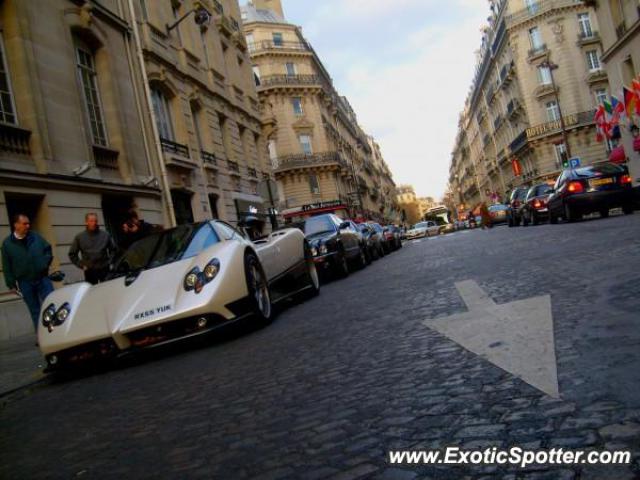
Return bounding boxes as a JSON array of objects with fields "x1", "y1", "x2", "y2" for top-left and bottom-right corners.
[{"x1": 38, "y1": 221, "x2": 319, "y2": 368}]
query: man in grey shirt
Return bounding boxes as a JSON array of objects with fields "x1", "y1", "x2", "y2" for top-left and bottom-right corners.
[{"x1": 68, "y1": 213, "x2": 116, "y2": 285}]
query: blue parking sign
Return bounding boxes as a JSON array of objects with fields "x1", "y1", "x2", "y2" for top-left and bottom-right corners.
[{"x1": 569, "y1": 157, "x2": 581, "y2": 168}]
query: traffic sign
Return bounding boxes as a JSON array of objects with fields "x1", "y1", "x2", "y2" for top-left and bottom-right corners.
[{"x1": 569, "y1": 157, "x2": 581, "y2": 168}]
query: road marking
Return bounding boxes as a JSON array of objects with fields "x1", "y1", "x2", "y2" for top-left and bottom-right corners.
[{"x1": 423, "y1": 280, "x2": 559, "y2": 398}]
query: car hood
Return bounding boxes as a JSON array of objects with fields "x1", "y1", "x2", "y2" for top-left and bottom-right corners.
[{"x1": 306, "y1": 231, "x2": 337, "y2": 244}]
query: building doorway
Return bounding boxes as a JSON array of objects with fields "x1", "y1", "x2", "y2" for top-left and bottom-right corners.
[
  {"x1": 101, "y1": 194, "x2": 135, "y2": 246},
  {"x1": 171, "y1": 189, "x2": 194, "y2": 225},
  {"x1": 208, "y1": 194, "x2": 219, "y2": 220},
  {"x1": 4, "y1": 192, "x2": 46, "y2": 234}
]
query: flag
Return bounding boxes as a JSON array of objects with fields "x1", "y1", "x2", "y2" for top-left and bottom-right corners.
[
  {"x1": 593, "y1": 105, "x2": 609, "y2": 142},
  {"x1": 623, "y1": 86, "x2": 638, "y2": 118},
  {"x1": 610, "y1": 95, "x2": 625, "y2": 124},
  {"x1": 632, "y1": 79, "x2": 640, "y2": 114}
]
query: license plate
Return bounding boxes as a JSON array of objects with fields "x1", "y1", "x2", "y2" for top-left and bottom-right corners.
[{"x1": 589, "y1": 177, "x2": 614, "y2": 187}]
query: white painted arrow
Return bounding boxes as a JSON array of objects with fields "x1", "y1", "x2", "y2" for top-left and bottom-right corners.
[{"x1": 423, "y1": 280, "x2": 559, "y2": 398}]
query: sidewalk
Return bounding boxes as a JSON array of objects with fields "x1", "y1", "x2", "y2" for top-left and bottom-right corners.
[{"x1": 0, "y1": 334, "x2": 47, "y2": 397}]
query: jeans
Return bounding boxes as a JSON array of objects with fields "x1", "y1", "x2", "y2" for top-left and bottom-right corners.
[{"x1": 18, "y1": 277, "x2": 54, "y2": 331}]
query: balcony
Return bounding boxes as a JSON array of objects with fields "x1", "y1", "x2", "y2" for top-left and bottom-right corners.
[
  {"x1": 160, "y1": 137, "x2": 190, "y2": 158},
  {"x1": 507, "y1": 99, "x2": 523, "y2": 120},
  {"x1": 200, "y1": 150, "x2": 217, "y2": 167},
  {"x1": 273, "y1": 151, "x2": 347, "y2": 174},
  {"x1": 92, "y1": 145, "x2": 119, "y2": 170},
  {"x1": 577, "y1": 31, "x2": 600, "y2": 46},
  {"x1": 586, "y1": 69, "x2": 608, "y2": 84},
  {"x1": 212, "y1": 0, "x2": 224, "y2": 14},
  {"x1": 499, "y1": 61, "x2": 515, "y2": 88},
  {"x1": 525, "y1": 110, "x2": 596, "y2": 140},
  {"x1": 507, "y1": 0, "x2": 585, "y2": 27},
  {"x1": 227, "y1": 159, "x2": 240, "y2": 176},
  {"x1": 256, "y1": 74, "x2": 321, "y2": 90},
  {"x1": 616, "y1": 21, "x2": 627, "y2": 40},
  {"x1": 509, "y1": 130, "x2": 528, "y2": 154},
  {"x1": 527, "y1": 44, "x2": 548, "y2": 62},
  {"x1": 247, "y1": 167, "x2": 258, "y2": 178},
  {"x1": 0, "y1": 123, "x2": 31, "y2": 155},
  {"x1": 247, "y1": 40, "x2": 310, "y2": 55},
  {"x1": 534, "y1": 83, "x2": 557, "y2": 99}
]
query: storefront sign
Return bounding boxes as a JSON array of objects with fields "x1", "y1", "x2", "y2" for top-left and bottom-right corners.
[{"x1": 301, "y1": 200, "x2": 345, "y2": 212}]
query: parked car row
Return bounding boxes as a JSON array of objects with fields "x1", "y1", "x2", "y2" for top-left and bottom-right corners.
[
  {"x1": 508, "y1": 163, "x2": 634, "y2": 226},
  {"x1": 300, "y1": 214, "x2": 403, "y2": 280}
]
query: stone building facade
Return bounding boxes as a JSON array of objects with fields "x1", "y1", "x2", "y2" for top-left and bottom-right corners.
[
  {"x1": 587, "y1": 0, "x2": 640, "y2": 184},
  {"x1": 450, "y1": 0, "x2": 611, "y2": 210},
  {"x1": 241, "y1": 0, "x2": 399, "y2": 224}
]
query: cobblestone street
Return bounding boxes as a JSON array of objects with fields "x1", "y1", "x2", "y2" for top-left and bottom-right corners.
[{"x1": 2, "y1": 215, "x2": 640, "y2": 479}]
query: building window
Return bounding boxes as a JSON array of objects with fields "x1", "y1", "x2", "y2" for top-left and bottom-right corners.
[
  {"x1": 554, "y1": 143, "x2": 567, "y2": 166},
  {"x1": 272, "y1": 32, "x2": 283, "y2": 46},
  {"x1": 594, "y1": 88, "x2": 608, "y2": 107},
  {"x1": 529, "y1": 27, "x2": 543, "y2": 49},
  {"x1": 0, "y1": 35, "x2": 16, "y2": 125},
  {"x1": 309, "y1": 174, "x2": 320, "y2": 194},
  {"x1": 299, "y1": 134, "x2": 312, "y2": 154},
  {"x1": 586, "y1": 50, "x2": 601, "y2": 71},
  {"x1": 525, "y1": 0, "x2": 539, "y2": 14},
  {"x1": 578, "y1": 13, "x2": 593, "y2": 38},
  {"x1": 537, "y1": 65, "x2": 552, "y2": 85},
  {"x1": 546, "y1": 100, "x2": 560, "y2": 121},
  {"x1": 285, "y1": 62, "x2": 296, "y2": 76},
  {"x1": 292, "y1": 97, "x2": 303, "y2": 116},
  {"x1": 76, "y1": 45, "x2": 107, "y2": 146},
  {"x1": 150, "y1": 87, "x2": 174, "y2": 141},
  {"x1": 252, "y1": 65, "x2": 261, "y2": 86},
  {"x1": 622, "y1": 56, "x2": 636, "y2": 86}
]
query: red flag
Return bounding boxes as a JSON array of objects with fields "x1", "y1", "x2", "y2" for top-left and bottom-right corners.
[
  {"x1": 632, "y1": 79, "x2": 640, "y2": 114},
  {"x1": 623, "y1": 86, "x2": 638, "y2": 117}
]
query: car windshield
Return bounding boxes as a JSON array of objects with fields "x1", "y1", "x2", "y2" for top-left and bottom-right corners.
[
  {"x1": 489, "y1": 205, "x2": 507, "y2": 212},
  {"x1": 533, "y1": 184, "x2": 553, "y2": 196},
  {"x1": 109, "y1": 223, "x2": 214, "y2": 278},
  {"x1": 514, "y1": 189, "x2": 528, "y2": 200},
  {"x1": 304, "y1": 216, "x2": 336, "y2": 236}
]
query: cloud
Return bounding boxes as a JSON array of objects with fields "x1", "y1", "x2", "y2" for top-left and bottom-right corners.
[{"x1": 277, "y1": 1, "x2": 489, "y2": 199}]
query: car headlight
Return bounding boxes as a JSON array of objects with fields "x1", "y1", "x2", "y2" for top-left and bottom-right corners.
[
  {"x1": 203, "y1": 259, "x2": 220, "y2": 281},
  {"x1": 319, "y1": 244, "x2": 328, "y2": 255},
  {"x1": 54, "y1": 303, "x2": 71, "y2": 325},
  {"x1": 310, "y1": 246, "x2": 318, "y2": 257},
  {"x1": 42, "y1": 303, "x2": 56, "y2": 327},
  {"x1": 183, "y1": 267, "x2": 200, "y2": 291}
]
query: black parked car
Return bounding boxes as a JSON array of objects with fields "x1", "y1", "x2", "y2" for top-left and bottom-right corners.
[
  {"x1": 507, "y1": 186, "x2": 530, "y2": 227},
  {"x1": 303, "y1": 214, "x2": 367, "y2": 278},
  {"x1": 547, "y1": 164, "x2": 634, "y2": 223},
  {"x1": 522, "y1": 183, "x2": 554, "y2": 226},
  {"x1": 368, "y1": 222, "x2": 392, "y2": 253},
  {"x1": 357, "y1": 223, "x2": 385, "y2": 261}
]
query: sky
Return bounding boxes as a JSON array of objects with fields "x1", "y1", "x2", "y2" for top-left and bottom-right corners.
[{"x1": 268, "y1": 0, "x2": 490, "y2": 200}]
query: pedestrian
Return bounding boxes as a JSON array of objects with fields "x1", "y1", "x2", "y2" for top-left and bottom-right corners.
[
  {"x1": 1, "y1": 213, "x2": 54, "y2": 332},
  {"x1": 68, "y1": 213, "x2": 116, "y2": 285},
  {"x1": 631, "y1": 124, "x2": 640, "y2": 155},
  {"x1": 480, "y1": 202, "x2": 492, "y2": 230},
  {"x1": 120, "y1": 208, "x2": 158, "y2": 250}
]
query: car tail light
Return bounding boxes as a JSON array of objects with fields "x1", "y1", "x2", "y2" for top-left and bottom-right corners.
[
  {"x1": 620, "y1": 174, "x2": 632, "y2": 185},
  {"x1": 567, "y1": 181, "x2": 584, "y2": 194},
  {"x1": 533, "y1": 199, "x2": 545, "y2": 209}
]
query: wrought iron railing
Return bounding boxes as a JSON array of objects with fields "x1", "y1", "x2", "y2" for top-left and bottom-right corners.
[
  {"x1": 247, "y1": 41, "x2": 310, "y2": 54},
  {"x1": 227, "y1": 159, "x2": 240, "y2": 174},
  {"x1": 93, "y1": 145, "x2": 119, "y2": 169},
  {"x1": 0, "y1": 123, "x2": 31, "y2": 155},
  {"x1": 507, "y1": 0, "x2": 583, "y2": 25},
  {"x1": 525, "y1": 110, "x2": 596, "y2": 140},
  {"x1": 201, "y1": 150, "x2": 217, "y2": 165},
  {"x1": 274, "y1": 151, "x2": 346, "y2": 172},
  {"x1": 160, "y1": 137, "x2": 190, "y2": 158},
  {"x1": 257, "y1": 74, "x2": 321, "y2": 88}
]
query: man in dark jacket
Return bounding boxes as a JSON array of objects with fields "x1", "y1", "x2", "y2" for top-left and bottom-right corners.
[
  {"x1": 119, "y1": 209, "x2": 159, "y2": 250},
  {"x1": 68, "y1": 213, "x2": 116, "y2": 284},
  {"x1": 1, "y1": 214, "x2": 54, "y2": 331}
]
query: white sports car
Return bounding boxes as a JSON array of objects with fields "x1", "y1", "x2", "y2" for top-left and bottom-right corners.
[{"x1": 38, "y1": 220, "x2": 320, "y2": 368}]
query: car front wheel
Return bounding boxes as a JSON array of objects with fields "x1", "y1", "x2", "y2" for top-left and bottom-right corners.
[
  {"x1": 245, "y1": 252, "x2": 272, "y2": 323},
  {"x1": 334, "y1": 250, "x2": 350, "y2": 278}
]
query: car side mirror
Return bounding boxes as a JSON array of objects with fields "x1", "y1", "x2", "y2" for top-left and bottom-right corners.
[{"x1": 339, "y1": 221, "x2": 350, "y2": 230}]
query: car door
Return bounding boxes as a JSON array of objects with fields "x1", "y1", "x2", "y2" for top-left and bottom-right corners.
[{"x1": 548, "y1": 173, "x2": 566, "y2": 214}]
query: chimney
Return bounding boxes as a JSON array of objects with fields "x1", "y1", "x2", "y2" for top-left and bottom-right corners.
[{"x1": 253, "y1": 0, "x2": 285, "y2": 19}]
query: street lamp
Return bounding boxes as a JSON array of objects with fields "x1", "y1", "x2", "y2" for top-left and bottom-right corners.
[
  {"x1": 166, "y1": 4, "x2": 212, "y2": 32},
  {"x1": 539, "y1": 60, "x2": 572, "y2": 162}
]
